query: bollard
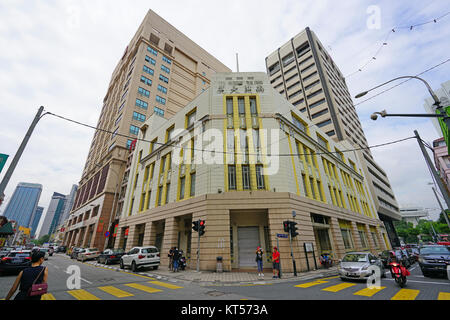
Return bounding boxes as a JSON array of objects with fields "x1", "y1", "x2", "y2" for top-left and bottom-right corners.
[{"x1": 216, "y1": 256, "x2": 223, "y2": 273}]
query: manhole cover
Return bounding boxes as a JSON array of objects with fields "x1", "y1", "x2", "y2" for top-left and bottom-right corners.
[{"x1": 207, "y1": 291, "x2": 225, "y2": 297}]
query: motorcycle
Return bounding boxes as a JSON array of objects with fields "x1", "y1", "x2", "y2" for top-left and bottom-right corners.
[
  {"x1": 389, "y1": 260, "x2": 410, "y2": 288},
  {"x1": 178, "y1": 250, "x2": 187, "y2": 271}
]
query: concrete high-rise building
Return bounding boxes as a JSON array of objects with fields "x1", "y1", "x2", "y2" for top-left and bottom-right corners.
[
  {"x1": 30, "y1": 206, "x2": 44, "y2": 237},
  {"x1": 38, "y1": 192, "x2": 66, "y2": 237},
  {"x1": 60, "y1": 184, "x2": 78, "y2": 225},
  {"x1": 106, "y1": 72, "x2": 390, "y2": 272},
  {"x1": 65, "y1": 9, "x2": 231, "y2": 250},
  {"x1": 399, "y1": 206, "x2": 429, "y2": 227},
  {"x1": 2, "y1": 182, "x2": 42, "y2": 228},
  {"x1": 424, "y1": 80, "x2": 450, "y2": 136},
  {"x1": 265, "y1": 27, "x2": 402, "y2": 247}
]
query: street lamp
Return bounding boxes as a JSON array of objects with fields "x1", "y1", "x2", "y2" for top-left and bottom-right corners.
[{"x1": 370, "y1": 109, "x2": 448, "y2": 121}]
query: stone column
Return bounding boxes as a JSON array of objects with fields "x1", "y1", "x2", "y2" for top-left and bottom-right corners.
[
  {"x1": 143, "y1": 221, "x2": 157, "y2": 247},
  {"x1": 364, "y1": 224, "x2": 377, "y2": 253},
  {"x1": 329, "y1": 217, "x2": 346, "y2": 258},
  {"x1": 350, "y1": 222, "x2": 362, "y2": 251},
  {"x1": 125, "y1": 225, "x2": 137, "y2": 252},
  {"x1": 161, "y1": 217, "x2": 179, "y2": 268}
]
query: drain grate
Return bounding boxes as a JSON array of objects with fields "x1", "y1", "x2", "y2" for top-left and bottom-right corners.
[{"x1": 207, "y1": 291, "x2": 226, "y2": 297}]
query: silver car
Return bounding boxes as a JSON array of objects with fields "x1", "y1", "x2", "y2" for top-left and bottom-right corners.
[{"x1": 338, "y1": 252, "x2": 386, "y2": 280}]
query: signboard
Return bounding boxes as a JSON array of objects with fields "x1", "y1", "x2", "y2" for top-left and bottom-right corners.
[
  {"x1": 97, "y1": 223, "x2": 104, "y2": 233},
  {"x1": 304, "y1": 242, "x2": 314, "y2": 253},
  {"x1": 0, "y1": 154, "x2": 8, "y2": 174},
  {"x1": 124, "y1": 227, "x2": 129, "y2": 237},
  {"x1": 113, "y1": 224, "x2": 118, "y2": 238},
  {"x1": 277, "y1": 233, "x2": 288, "y2": 239}
]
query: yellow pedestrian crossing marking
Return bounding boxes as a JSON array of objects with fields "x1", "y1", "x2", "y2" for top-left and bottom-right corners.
[
  {"x1": 67, "y1": 289, "x2": 101, "y2": 300},
  {"x1": 125, "y1": 283, "x2": 162, "y2": 294},
  {"x1": 98, "y1": 286, "x2": 134, "y2": 298},
  {"x1": 148, "y1": 281, "x2": 183, "y2": 290},
  {"x1": 322, "y1": 282, "x2": 356, "y2": 292},
  {"x1": 354, "y1": 286, "x2": 386, "y2": 297},
  {"x1": 438, "y1": 292, "x2": 450, "y2": 300},
  {"x1": 391, "y1": 289, "x2": 420, "y2": 300},
  {"x1": 295, "y1": 280, "x2": 329, "y2": 288},
  {"x1": 41, "y1": 293, "x2": 56, "y2": 300}
]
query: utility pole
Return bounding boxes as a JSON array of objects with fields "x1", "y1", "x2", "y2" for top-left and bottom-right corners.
[
  {"x1": 414, "y1": 130, "x2": 450, "y2": 210},
  {"x1": 0, "y1": 106, "x2": 45, "y2": 207},
  {"x1": 431, "y1": 186, "x2": 450, "y2": 230}
]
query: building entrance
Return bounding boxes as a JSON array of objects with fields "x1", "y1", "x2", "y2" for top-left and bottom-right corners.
[{"x1": 238, "y1": 226, "x2": 260, "y2": 268}]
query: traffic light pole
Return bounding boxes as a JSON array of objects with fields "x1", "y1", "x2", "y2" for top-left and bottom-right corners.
[
  {"x1": 196, "y1": 219, "x2": 201, "y2": 272},
  {"x1": 288, "y1": 230, "x2": 297, "y2": 276},
  {"x1": 0, "y1": 106, "x2": 45, "y2": 207}
]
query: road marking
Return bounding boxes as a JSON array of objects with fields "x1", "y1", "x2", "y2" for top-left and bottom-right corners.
[
  {"x1": 67, "y1": 289, "x2": 101, "y2": 300},
  {"x1": 148, "y1": 281, "x2": 183, "y2": 290},
  {"x1": 383, "y1": 278, "x2": 449, "y2": 285},
  {"x1": 41, "y1": 293, "x2": 56, "y2": 300},
  {"x1": 321, "y1": 276, "x2": 340, "y2": 280},
  {"x1": 295, "y1": 280, "x2": 329, "y2": 288},
  {"x1": 98, "y1": 286, "x2": 134, "y2": 298},
  {"x1": 391, "y1": 289, "x2": 420, "y2": 300},
  {"x1": 80, "y1": 278, "x2": 93, "y2": 285},
  {"x1": 438, "y1": 292, "x2": 450, "y2": 300},
  {"x1": 354, "y1": 286, "x2": 386, "y2": 297},
  {"x1": 125, "y1": 283, "x2": 162, "y2": 294},
  {"x1": 119, "y1": 271, "x2": 156, "y2": 280},
  {"x1": 322, "y1": 283, "x2": 357, "y2": 292}
]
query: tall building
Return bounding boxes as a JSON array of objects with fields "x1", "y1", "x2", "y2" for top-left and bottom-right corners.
[
  {"x1": 265, "y1": 27, "x2": 401, "y2": 247},
  {"x1": 60, "y1": 184, "x2": 78, "y2": 225},
  {"x1": 38, "y1": 192, "x2": 66, "y2": 237},
  {"x1": 30, "y1": 206, "x2": 44, "y2": 237},
  {"x1": 108, "y1": 72, "x2": 390, "y2": 272},
  {"x1": 64, "y1": 9, "x2": 231, "y2": 250},
  {"x1": 2, "y1": 182, "x2": 42, "y2": 228},
  {"x1": 424, "y1": 80, "x2": 450, "y2": 136},
  {"x1": 433, "y1": 137, "x2": 450, "y2": 194}
]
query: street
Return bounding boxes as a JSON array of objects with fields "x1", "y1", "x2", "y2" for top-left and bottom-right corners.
[{"x1": 1, "y1": 254, "x2": 448, "y2": 300}]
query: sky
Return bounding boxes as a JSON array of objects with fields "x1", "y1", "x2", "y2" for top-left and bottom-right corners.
[{"x1": 0, "y1": 0, "x2": 449, "y2": 235}]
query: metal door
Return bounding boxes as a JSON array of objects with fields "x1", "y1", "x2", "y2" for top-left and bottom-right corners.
[{"x1": 238, "y1": 227, "x2": 260, "y2": 268}]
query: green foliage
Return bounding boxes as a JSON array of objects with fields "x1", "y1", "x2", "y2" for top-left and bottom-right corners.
[
  {"x1": 34, "y1": 234, "x2": 50, "y2": 245},
  {"x1": 394, "y1": 218, "x2": 448, "y2": 243}
]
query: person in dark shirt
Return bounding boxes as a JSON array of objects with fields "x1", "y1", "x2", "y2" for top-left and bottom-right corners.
[
  {"x1": 255, "y1": 247, "x2": 264, "y2": 277},
  {"x1": 5, "y1": 251, "x2": 48, "y2": 300},
  {"x1": 172, "y1": 247, "x2": 180, "y2": 272}
]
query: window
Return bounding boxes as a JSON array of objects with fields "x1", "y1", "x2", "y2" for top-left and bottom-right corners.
[
  {"x1": 138, "y1": 87, "x2": 150, "y2": 98},
  {"x1": 309, "y1": 98, "x2": 326, "y2": 109},
  {"x1": 242, "y1": 165, "x2": 251, "y2": 190},
  {"x1": 126, "y1": 139, "x2": 133, "y2": 149},
  {"x1": 341, "y1": 228, "x2": 354, "y2": 250},
  {"x1": 359, "y1": 230, "x2": 368, "y2": 248},
  {"x1": 162, "y1": 56, "x2": 172, "y2": 64},
  {"x1": 145, "y1": 56, "x2": 156, "y2": 65},
  {"x1": 304, "y1": 80, "x2": 320, "y2": 90},
  {"x1": 296, "y1": 42, "x2": 310, "y2": 58},
  {"x1": 157, "y1": 186, "x2": 163, "y2": 206},
  {"x1": 301, "y1": 63, "x2": 315, "y2": 74},
  {"x1": 282, "y1": 52, "x2": 294, "y2": 67},
  {"x1": 250, "y1": 97, "x2": 257, "y2": 114},
  {"x1": 179, "y1": 177, "x2": 185, "y2": 200},
  {"x1": 147, "y1": 46, "x2": 158, "y2": 56},
  {"x1": 118, "y1": 101, "x2": 126, "y2": 112},
  {"x1": 228, "y1": 165, "x2": 236, "y2": 190},
  {"x1": 226, "y1": 98, "x2": 234, "y2": 115},
  {"x1": 115, "y1": 114, "x2": 123, "y2": 126},
  {"x1": 307, "y1": 89, "x2": 323, "y2": 99},
  {"x1": 292, "y1": 114, "x2": 307, "y2": 133},
  {"x1": 190, "y1": 173, "x2": 196, "y2": 197},
  {"x1": 317, "y1": 119, "x2": 332, "y2": 128},
  {"x1": 159, "y1": 75, "x2": 169, "y2": 83},
  {"x1": 311, "y1": 108, "x2": 329, "y2": 119},
  {"x1": 135, "y1": 99, "x2": 148, "y2": 109},
  {"x1": 130, "y1": 125, "x2": 140, "y2": 135},
  {"x1": 238, "y1": 98, "x2": 245, "y2": 115},
  {"x1": 289, "y1": 89, "x2": 303, "y2": 100},
  {"x1": 268, "y1": 62, "x2": 280, "y2": 75},
  {"x1": 165, "y1": 184, "x2": 170, "y2": 204},
  {"x1": 166, "y1": 126, "x2": 174, "y2": 142},
  {"x1": 161, "y1": 65, "x2": 170, "y2": 74},
  {"x1": 143, "y1": 65, "x2": 154, "y2": 76},
  {"x1": 133, "y1": 112, "x2": 146, "y2": 122},
  {"x1": 156, "y1": 95, "x2": 166, "y2": 105},
  {"x1": 256, "y1": 165, "x2": 265, "y2": 189},
  {"x1": 157, "y1": 85, "x2": 167, "y2": 94},
  {"x1": 326, "y1": 130, "x2": 335, "y2": 137},
  {"x1": 186, "y1": 109, "x2": 196, "y2": 128},
  {"x1": 121, "y1": 89, "x2": 128, "y2": 101},
  {"x1": 154, "y1": 106, "x2": 165, "y2": 117},
  {"x1": 111, "y1": 128, "x2": 118, "y2": 139},
  {"x1": 140, "y1": 76, "x2": 152, "y2": 86},
  {"x1": 108, "y1": 142, "x2": 115, "y2": 152}
]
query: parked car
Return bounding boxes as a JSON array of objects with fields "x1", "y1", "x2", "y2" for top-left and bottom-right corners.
[
  {"x1": 97, "y1": 249, "x2": 125, "y2": 265},
  {"x1": 410, "y1": 248, "x2": 420, "y2": 261},
  {"x1": 338, "y1": 252, "x2": 386, "y2": 281},
  {"x1": 77, "y1": 248, "x2": 100, "y2": 262},
  {"x1": 0, "y1": 247, "x2": 14, "y2": 258},
  {"x1": 418, "y1": 245, "x2": 450, "y2": 277},
  {"x1": 120, "y1": 246, "x2": 160, "y2": 272},
  {"x1": 71, "y1": 248, "x2": 84, "y2": 259},
  {"x1": 0, "y1": 250, "x2": 32, "y2": 275},
  {"x1": 55, "y1": 246, "x2": 67, "y2": 253},
  {"x1": 38, "y1": 248, "x2": 50, "y2": 260},
  {"x1": 48, "y1": 247, "x2": 54, "y2": 256}
]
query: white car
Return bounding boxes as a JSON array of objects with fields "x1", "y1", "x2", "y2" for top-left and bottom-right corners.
[
  {"x1": 77, "y1": 248, "x2": 100, "y2": 262},
  {"x1": 120, "y1": 246, "x2": 160, "y2": 272},
  {"x1": 38, "y1": 248, "x2": 50, "y2": 260}
]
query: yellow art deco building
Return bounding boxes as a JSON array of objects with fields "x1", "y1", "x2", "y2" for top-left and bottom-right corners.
[{"x1": 117, "y1": 72, "x2": 391, "y2": 272}]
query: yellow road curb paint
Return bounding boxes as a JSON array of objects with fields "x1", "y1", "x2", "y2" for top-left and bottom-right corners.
[
  {"x1": 391, "y1": 289, "x2": 420, "y2": 300},
  {"x1": 98, "y1": 286, "x2": 134, "y2": 298},
  {"x1": 125, "y1": 283, "x2": 162, "y2": 294},
  {"x1": 438, "y1": 292, "x2": 450, "y2": 300},
  {"x1": 354, "y1": 286, "x2": 386, "y2": 297},
  {"x1": 41, "y1": 293, "x2": 56, "y2": 300},
  {"x1": 322, "y1": 282, "x2": 356, "y2": 292},
  {"x1": 295, "y1": 280, "x2": 329, "y2": 288},
  {"x1": 67, "y1": 289, "x2": 100, "y2": 300},
  {"x1": 148, "y1": 281, "x2": 183, "y2": 290}
]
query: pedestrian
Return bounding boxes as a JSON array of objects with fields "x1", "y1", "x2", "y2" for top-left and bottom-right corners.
[
  {"x1": 5, "y1": 250, "x2": 48, "y2": 300},
  {"x1": 172, "y1": 247, "x2": 180, "y2": 272},
  {"x1": 272, "y1": 246, "x2": 281, "y2": 279},
  {"x1": 168, "y1": 247, "x2": 174, "y2": 271},
  {"x1": 255, "y1": 246, "x2": 264, "y2": 277}
]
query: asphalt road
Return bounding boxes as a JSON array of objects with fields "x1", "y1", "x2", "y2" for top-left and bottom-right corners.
[{"x1": 1, "y1": 256, "x2": 448, "y2": 300}]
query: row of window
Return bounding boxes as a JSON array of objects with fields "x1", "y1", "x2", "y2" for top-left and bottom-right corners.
[{"x1": 227, "y1": 165, "x2": 265, "y2": 190}]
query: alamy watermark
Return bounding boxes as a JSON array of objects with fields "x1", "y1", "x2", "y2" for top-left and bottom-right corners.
[{"x1": 367, "y1": 5, "x2": 381, "y2": 30}]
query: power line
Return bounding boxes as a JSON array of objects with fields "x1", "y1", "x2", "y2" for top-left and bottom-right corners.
[
  {"x1": 44, "y1": 111, "x2": 416, "y2": 157},
  {"x1": 354, "y1": 58, "x2": 450, "y2": 107}
]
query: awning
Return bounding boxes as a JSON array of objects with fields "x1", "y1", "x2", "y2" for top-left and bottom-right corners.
[{"x1": 0, "y1": 222, "x2": 14, "y2": 235}]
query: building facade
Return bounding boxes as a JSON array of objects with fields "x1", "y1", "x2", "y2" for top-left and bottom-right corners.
[
  {"x1": 399, "y1": 206, "x2": 429, "y2": 227},
  {"x1": 265, "y1": 27, "x2": 401, "y2": 247},
  {"x1": 115, "y1": 72, "x2": 390, "y2": 272},
  {"x1": 60, "y1": 185, "x2": 78, "y2": 226},
  {"x1": 38, "y1": 192, "x2": 66, "y2": 238},
  {"x1": 2, "y1": 182, "x2": 42, "y2": 228},
  {"x1": 30, "y1": 206, "x2": 44, "y2": 237},
  {"x1": 63, "y1": 9, "x2": 231, "y2": 250},
  {"x1": 424, "y1": 80, "x2": 450, "y2": 136},
  {"x1": 433, "y1": 137, "x2": 450, "y2": 195}
]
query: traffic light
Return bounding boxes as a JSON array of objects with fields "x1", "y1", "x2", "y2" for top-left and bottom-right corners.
[
  {"x1": 192, "y1": 220, "x2": 199, "y2": 232},
  {"x1": 283, "y1": 221, "x2": 290, "y2": 233},
  {"x1": 289, "y1": 221, "x2": 299, "y2": 238},
  {"x1": 199, "y1": 220, "x2": 206, "y2": 237}
]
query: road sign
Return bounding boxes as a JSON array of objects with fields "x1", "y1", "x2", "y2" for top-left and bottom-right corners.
[
  {"x1": 105, "y1": 231, "x2": 110, "y2": 238},
  {"x1": 0, "y1": 154, "x2": 8, "y2": 174},
  {"x1": 277, "y1": 233, "x2": 288, "y2": 239}
]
